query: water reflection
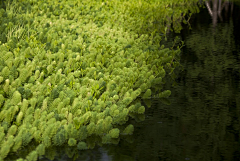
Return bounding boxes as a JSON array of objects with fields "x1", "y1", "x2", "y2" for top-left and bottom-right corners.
[
  {"x1": 205, "y1": 0, "x2": 234, "y2": 26},
  {"x1": 38, "y1": 146, "x2": 112, "y2": 161}
]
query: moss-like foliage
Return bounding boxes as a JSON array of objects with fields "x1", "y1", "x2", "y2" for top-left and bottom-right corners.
[
  {"x1": 109, "y1": 128, "x2": 120, "y2": 138},
  {"x1": 77, "y1": 142, "x2": 88, "y2": 150},
  {"x1": 68, "y1": 138, "x2": 77, "y2": 146},
  {"x1": 0, "y1": 0, "x2": 202, "y2": 160}
]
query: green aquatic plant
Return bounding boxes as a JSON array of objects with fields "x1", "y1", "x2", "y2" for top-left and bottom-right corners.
[
  {"x1": 26, "y1": 150, "x2": 38, "y2": 161},
  {"x1": 12, "y1": 134, "x2": 22, "y2": 152},
  {"x1": 0, "y1": 142, "x2": 11, "y2": 159},
  {"x1": 7, "y1": 125, "x2": 17, "y2": 137},
  {"x1": 157, "y1": 90, "x2": 171, "y2": 98},
  {"x1": 0, "y1": 0, "x2": 199, "y2": 159},
  {"x1": 122, "y1": 124, "x2": 134, "y2": 135},
  {"x1": 11, "y1": 91, "x2": 21, "y2": 105},
  {"x1": 36, "y1": 144, "x2": 45, "y2": 156},
  {"x1": 143, "y1": 89, "x2": 152, "y2": 99},
  {"x1": 109, "y1": 128, "x2": 120, "y2": 138},
  {"x1": 68, "y1": 138, "x2": 77, "y2": 146},
  {"x1": 77, "y1": 141, "x2": 88, "y2": 150}
]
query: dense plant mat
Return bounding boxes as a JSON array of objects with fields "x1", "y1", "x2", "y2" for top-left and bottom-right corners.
[{"x1": 0, "y1": 0, "x2": 202, "y2": 160}]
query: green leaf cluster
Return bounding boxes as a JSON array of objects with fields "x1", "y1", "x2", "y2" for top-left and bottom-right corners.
[{"x1": 0, "y1": 0, "x2": 202, "y2": 160}]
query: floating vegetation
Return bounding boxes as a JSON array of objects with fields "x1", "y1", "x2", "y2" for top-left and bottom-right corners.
[{"x1": 0, "y1": 0, "x2": 203, "y2": 160}]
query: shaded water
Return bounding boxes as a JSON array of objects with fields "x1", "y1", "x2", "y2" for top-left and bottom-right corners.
[
  {"x1": 37, "y1": 1, "x2": 240, "y2": 161},
  {"x1": 129, "y1": 2, "x2": 240, "y2": 161},
  {"x1": 92, "y1": 2, "x2": 240, "y2": 161}
]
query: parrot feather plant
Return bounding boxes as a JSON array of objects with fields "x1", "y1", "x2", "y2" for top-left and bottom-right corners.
[{"x1": 0, "y1": 0, "x2": 203, "y2": 160}]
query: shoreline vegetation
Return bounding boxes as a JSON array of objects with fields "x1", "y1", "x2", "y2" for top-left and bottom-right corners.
[{"x1": 0, "y1": 0, "x2": 203, "y2": 160}]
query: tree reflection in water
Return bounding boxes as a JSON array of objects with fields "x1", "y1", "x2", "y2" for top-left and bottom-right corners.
[{"x1": 205, "y1": 0, "x2": 234, "y2": 27}]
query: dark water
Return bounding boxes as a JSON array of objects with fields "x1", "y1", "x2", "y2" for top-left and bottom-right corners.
[
  {"x1": 37, "y1": 2, "x2": 240, "y2": 161},
  {"x1": 91, "y1": 2, "x2": 240, "y2": 161},
  {"x1": 130, "y1": 2, "x2": 240, "y2": 161}
]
